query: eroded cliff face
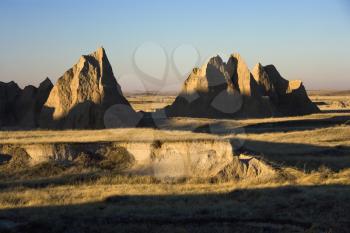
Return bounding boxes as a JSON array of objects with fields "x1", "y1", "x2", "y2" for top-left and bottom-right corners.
[
  {"x1": 40, "y1": 47, "x2": 135, "y2": 129},
  {"x1": 0, "y1": 140, "x2": 275, "y2": 179},
  {"x1": 165, "y1": 53, "x2": 319, "y2": 118}
]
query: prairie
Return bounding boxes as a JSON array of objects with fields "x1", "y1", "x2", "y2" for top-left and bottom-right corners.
[{"x1": 0, "y1": 92, "x2": 349, "y2": 233}]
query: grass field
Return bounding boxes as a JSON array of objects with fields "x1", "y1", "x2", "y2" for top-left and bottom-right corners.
[{"x1": 0, "y1": 93, "x2": 350, "y2": 232}]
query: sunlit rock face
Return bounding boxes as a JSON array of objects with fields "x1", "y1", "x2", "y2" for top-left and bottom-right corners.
[
  {"x1": 0, "y1": 139, "x2": 276, "y2": 179},
  {"x1": 165, "y1": 53, "x2": 319, "y2": 118},
  {"x1": 40, "y1": 47, "x2": 138, "y2": 129}
]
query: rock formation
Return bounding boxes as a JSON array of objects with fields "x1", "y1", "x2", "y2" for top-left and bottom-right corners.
[
  {"x1": 0, "y1": 78, "x2": 53, "y2": 128},
  {"x1": 1, "y1": 48, "x2": 320, "y2": 129},
  {"x1": 165, "y1": 53, "x2": 319, "y2": 118},
  {"x1": 39, "y1": 47, "x2": 136, "y2": 129},
  {"x1": 0, "y1": 138, "x2": 276, "y2": 179},
  {"x1": 255, "y1": 64, "x2": 320, "y2": 115},
  {"x1": 0, "y1": 81, "x2": 21, "y2": 127},
  {"x1": 15, "y1": 78, "x2": 53, "y2": 128}
]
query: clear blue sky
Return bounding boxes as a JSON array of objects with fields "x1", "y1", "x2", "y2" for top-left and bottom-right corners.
[{"x1": 0, "y1": 0, "x2": 349, "y2": 91}]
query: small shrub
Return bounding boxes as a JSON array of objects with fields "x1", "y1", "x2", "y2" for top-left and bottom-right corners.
[
  {"x1": 7, "y1": 148, "x2": 30, "y2": 169},
  {"x1": 151, "y1": 140, "x2": 162, "y2": 149},
  {"x1": 99, "y1": 147, "x2": 135, "y2": 170},
  {"x1": 317, "y1": 165, "x2": 333, "y2": 179},
  {"x1": 24, "y1": 161, "x2": 69, "y2": 178},
  {"x1": 74, "y1": 152, "x2": 102, "y2": 167}
]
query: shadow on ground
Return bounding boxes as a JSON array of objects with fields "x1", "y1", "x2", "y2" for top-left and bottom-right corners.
[
  {"x1": 190, "y1": 115, "x2": 350, "y2": 135},
  {"x1": 1, "y1": 184, "x2": 349, "y2": 233},
  {"x1": 0, "y1": 170, "x2": 104, "y2": 190},
  {"x1": 138, "y1": 114, "x2": 350, "y2": 140},
  {"x1": 232, "y1": 139, "x2": 350, "y2": 171},
  {"x1": 321, "y1": 109, "x2": 350, "y2": 114},
  {"x1": 146, "y1": 114, "x2": 350, "y2": 171}
]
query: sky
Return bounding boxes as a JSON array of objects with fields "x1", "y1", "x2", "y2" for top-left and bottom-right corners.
[{"x1": 0, "y1": 0, "x2": 349, "y2": 92}]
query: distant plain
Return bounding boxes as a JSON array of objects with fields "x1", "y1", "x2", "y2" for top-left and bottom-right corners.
[{"x1": 0, "y1": 91, "x2": 349, "y2": 233}]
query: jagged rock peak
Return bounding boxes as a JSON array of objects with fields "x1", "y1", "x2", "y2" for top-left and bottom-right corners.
[
  {"x1": 39, "y1": 77, "x2": 53, "y2": 88},
  {"x1": 180, "y1": 52, "x2": 260, "y2": 96},
  {"x1": 165, "y1": 50, "x2": 320, "y2": 118},
  {"x1": 39, "y1": 47, "x2": 134, "y2": 129},
  {"x1": 181, "y1": 54, "x2": 233, "y2": 95},
  {"x1": 77, "y1": 47, "x2": 105, "y2": 67},
  {"x1": 94, "y1": 46, "x2": 106, "y2": 58},
  {"x1": 252, "y1": 62, "x2": 263, "y2": 71},
  {"x1": 228, "y1": 53, "x2": 258, "y2": 96}
]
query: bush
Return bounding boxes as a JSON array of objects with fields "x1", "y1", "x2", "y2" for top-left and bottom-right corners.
[
  {"x1": 99, "y1": 147, "x2": 135, "y2": 170},
  {"x1": 74, "y1": 152, "x2": 102, "y2": 167},
  {"x1": 7, "y1": 148, "x2": 31, "y2": 169}
]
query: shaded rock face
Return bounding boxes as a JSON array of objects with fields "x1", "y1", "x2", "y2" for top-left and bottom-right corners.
[
  {"x1": 165, "y1": 53, "x2": 319, "y2": 118},
  {"x1": 0, "y1": 79, "x2": 53, "y2": 128},
  {"x1": 254, "y1": 64, "x2": 320, "y2": 116},
  {"x1": 0, "y1": 81, "x2": 21, "y2": 127},
  {"x1": 15, "y1": 78, "x2": 53, "y2": 128},
  {"x1": 40, "y1": 47, "x2": 134, "y2": 129}
]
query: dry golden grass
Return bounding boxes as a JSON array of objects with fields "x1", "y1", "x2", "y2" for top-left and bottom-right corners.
[
  {"x1": 1, "y1": 165, "x2": 350, "y2": 232},
  {"x1": 1, "y1": 94, "x2": 350, "y2": 232},
  {"x1": 0, "y1": 128, "x2": 222, "y2": 144},
  {"x1": 1, "y1": 167, "x2": 349, "y2": 209},
  {"x1": 1, "y1": 113, "x2": 345, "y2": 145},
  {"x1": 233, "y1": 126, "x2": 350, "y2": 148},
  {"x1": 126, "y1": 94, "x2": 176, "y2": 112}
]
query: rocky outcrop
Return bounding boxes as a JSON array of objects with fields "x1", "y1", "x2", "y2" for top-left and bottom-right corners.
[
  {"x1": 0, "y1": 79, "x2": 53, "y2": 129},
  {"x1": 167, "y1": 56, "x2": 242, "y2": 118},
  {"x1": 165, "y1": 53, "x2": 319, "y2": 118},
  {"x1": 0, "y1": 140, "x2": 276, "y2": 179},
  {"x1": 40, "y1": 47, "x2": 136, "y2": 129},
  {"x1": 254, "y1": 64, "x2": 320, "y2": 116},
  {"x1": 14, "y1": 78, "x2": 53, "y2": 128},
  {"x1": 228, "y1": 54, "x2": 261, "y2": 97},
  {"x1": 251, "y1": 63, "x2": 278, "y2": 100},
  {"x1": 1, "y1": 49, "x2": 320, "y2": 129},
  {"x1": 0, "y1": 81, "x2": 21, "y2": 127}
]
